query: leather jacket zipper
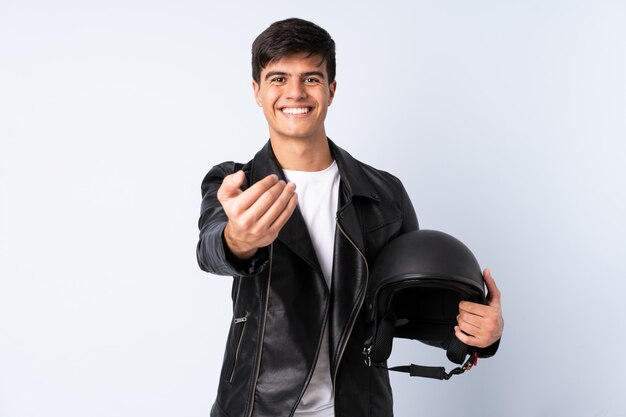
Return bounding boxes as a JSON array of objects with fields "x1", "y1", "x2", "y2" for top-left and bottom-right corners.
[
  {"x1": 332, "y1": 217, "x2": 370, "y2": 405},
  {"x1": 246, "y1": 243, "x2": 274, "y2": 417},
  {"x1": 228, "y1": 312, "x2": 249, "y2": 383}
]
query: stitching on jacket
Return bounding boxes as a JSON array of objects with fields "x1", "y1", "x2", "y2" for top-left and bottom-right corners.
[{"x1": 366, "y1": 215, "x2": 402, "y2": 233}]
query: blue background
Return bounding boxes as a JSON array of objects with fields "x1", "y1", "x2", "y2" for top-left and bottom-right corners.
[{"x1": 1, "y1": 1, "x2": 625, "y2": 416}]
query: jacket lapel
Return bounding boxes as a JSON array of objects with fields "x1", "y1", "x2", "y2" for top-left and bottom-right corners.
[
  {"x1": 249, "y1": 141, "x2": 324, "y2": 280},
  {"x1": 277, "y1": 209, "x2": 324, "y2": 279},
  {"x1": 328, "y1": 140, "x2": 380, "y2": 373},
  {"x1": 249, "y1": 139, "x2": 380, "y2": 373}
]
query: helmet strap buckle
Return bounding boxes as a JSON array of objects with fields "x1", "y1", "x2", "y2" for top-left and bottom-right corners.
[{"x1": 362, "y1": 345, "x2": 372, "y2": 367}]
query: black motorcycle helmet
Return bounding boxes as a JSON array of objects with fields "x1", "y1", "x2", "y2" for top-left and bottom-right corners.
[{"x1": 363, "y1": 229, "x2": 486, "y2": 380}]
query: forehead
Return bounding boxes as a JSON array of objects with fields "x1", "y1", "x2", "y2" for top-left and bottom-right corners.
[{"x1": 261, "y1": 52, "x2": 327, "y2": 77}]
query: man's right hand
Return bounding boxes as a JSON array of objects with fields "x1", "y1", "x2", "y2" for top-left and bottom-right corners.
[{"x1": 217, "y1": 171, "x2": 298, "y2": 259}]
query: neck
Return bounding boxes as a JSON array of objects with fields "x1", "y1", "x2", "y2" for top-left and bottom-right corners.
[{"x1": 270, "y1": 135, "x2": 333, "y2": 171}]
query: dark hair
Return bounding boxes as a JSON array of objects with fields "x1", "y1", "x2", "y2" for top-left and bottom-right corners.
[{"x1": 251, "y1": 18, "x2": 336, "y2": 84}]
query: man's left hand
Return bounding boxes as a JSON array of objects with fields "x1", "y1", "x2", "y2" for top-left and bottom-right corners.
[{"x1": 455, "y1": 268, "x2": 504, "y2": 348}]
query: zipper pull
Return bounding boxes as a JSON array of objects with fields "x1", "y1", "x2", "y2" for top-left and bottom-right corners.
[{"x1": 234, "y1": 316, "x2": 248, "y2": 324}]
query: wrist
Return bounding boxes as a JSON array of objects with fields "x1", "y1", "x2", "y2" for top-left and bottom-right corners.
[{"x1": 224, "y1": 223, "x2": 258, "y2": 260}]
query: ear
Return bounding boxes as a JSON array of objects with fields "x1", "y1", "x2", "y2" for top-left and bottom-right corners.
[
  {"x1": 252, "y1": 80, "x2": 262, "y2": 107},
  {"x1": 328, "y1": 80, "x2": 337, "y2": 106}
]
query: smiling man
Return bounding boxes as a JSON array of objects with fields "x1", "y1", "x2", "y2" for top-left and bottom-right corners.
[
  {"x1": 254, "y1": 52, "x2": 335, "y2": 147},
  {"x1": 196, "y1": 18, "x2": 503, "y2": 417}
]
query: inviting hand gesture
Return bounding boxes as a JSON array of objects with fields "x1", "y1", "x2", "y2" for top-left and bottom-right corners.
[{"x1": 218, "y1": 171, "x2": 298, "y2": 259}]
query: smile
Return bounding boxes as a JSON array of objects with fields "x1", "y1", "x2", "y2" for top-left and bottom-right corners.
[{"x1": 281, "y1": 107, "x2": 311, "y2": 115}]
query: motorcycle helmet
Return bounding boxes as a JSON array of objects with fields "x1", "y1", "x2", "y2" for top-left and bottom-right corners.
[{"x1": 363, "y1": 229, "x2": 486, "y2": 380}]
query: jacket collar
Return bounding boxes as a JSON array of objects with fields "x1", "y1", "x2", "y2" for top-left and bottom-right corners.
[
  {"x1": 328, "y1": 139, "x2": 381, "y2": 204},
  {"x1": 247, "y1": 138, "x2": 378, "y2": 276},
  {"x1": 249, "y1": 138, "x2": 380, "y2": 204}
]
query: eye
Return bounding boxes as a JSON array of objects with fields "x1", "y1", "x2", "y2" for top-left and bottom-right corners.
[
  {"x1": 271, "y1": 77, "x2": 286, "y2": 83},
  {"x1": 304, "y1": 77, "x2": 320, "y2": 84}
]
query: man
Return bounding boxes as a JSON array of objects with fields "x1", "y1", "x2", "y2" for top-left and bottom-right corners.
[{"x1": 197, "y1": 18, "x2": 503, "y2": 417}]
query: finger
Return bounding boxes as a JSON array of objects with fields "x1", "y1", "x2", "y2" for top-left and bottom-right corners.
[
  {"x1": 256, "y1": 181, "x2": 297, "y2": 226},
  {"x1": 456, "y1": 322, "x2": 477, "y2": 338},
  {"x1": 457, "y1": 312, "x2": 481, "y2": 330},
  {"x1": 455, "y1": 325, "x2": 491, "y2": 348},
  {"x1": 483, "y1": 268, "x2": 502, "y2": 307},
  {"x1": 217, "y1": 171, "x2": 246, "y2": 201},
  {"x1": 454, "y1": 325, "x2": 477, "y2": 346},
  {"x1": 247, "y1": 180, "x2": 292, "y2": 222},
  {"x1": 230, "y1": 174, "x2": 280, "y2": 212},
  {"x1": 458, "y1": 300, "x2": 489, "y2": 317},
  {"x1": 267, "y1": 192, "x2": 298, "y2": 235}
]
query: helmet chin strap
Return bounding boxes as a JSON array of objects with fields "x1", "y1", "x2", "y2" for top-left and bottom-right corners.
[
  {"x1": 385, "y1": 352, "x2": 479, "y2": 380},
  {"x1": 362, "y1": 312, "x2": 479, "y2": 380},
  {"x1": 363, "y1": 346, "x2": 479, "y2": 380}
]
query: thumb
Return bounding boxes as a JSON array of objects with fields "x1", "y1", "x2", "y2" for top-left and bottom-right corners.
[
  {"x1": 218, "y1": 171, "x2": 245, "y2": 201},
  {"x1": 483, "y1": 268, "x2": 502, "y2": 308}
]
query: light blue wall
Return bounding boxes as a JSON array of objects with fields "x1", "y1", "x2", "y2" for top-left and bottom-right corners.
[{"x1": 1, "y1": 1, "x2": 625, "y2": 416}]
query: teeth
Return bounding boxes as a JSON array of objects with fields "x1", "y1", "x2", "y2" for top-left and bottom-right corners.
[{"x1": 282, "y1": 107, "x2": 309, "y2": 115}]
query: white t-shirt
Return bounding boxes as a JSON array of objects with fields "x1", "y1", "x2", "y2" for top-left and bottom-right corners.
[{"x1": 283, "y1": 160, "x2": 340, "y2": 417}]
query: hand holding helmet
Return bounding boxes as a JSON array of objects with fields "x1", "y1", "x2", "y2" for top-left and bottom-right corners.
[
  {"x1": 455, "y1": 268, "x2": 504, "y2": 349},
  {"x1": 363, "y1": 230, "x2": 504, "y2": 380}
]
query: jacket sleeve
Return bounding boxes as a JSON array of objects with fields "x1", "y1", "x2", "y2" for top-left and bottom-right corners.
[
  {"x1": 399, "y1": 180, "x2": 419, "y2": 234},
  {"x1": 478, "y1": 339, "x2": 500, "y2": 358},
  {"x1": 196, "y1": 162, "x2": 269, "y2": 277}
]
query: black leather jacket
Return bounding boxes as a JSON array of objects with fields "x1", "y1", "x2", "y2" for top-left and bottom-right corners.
[{"x1": 197, "y1": 140, "x2": 419, "y2": 417}]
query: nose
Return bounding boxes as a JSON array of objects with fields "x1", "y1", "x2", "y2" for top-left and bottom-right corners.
[{"x1": 285, "y1": 79, "x2": 307, "y2": 100}]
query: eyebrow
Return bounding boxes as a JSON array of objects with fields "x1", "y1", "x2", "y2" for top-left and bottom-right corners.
[{"x1": 264, "y1": 71, "x2": 326, "y2": 81}]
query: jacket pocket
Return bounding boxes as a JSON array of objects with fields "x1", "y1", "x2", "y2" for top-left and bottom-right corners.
[{"x1": 227, "y1": 312, "x2": 248, "y2": 383}]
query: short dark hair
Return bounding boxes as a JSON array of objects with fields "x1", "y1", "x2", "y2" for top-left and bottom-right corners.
[{"x1": 251, "y1": 18, "x2": 336, "y2": 84}]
